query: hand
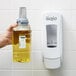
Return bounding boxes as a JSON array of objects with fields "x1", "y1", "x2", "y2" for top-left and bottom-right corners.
[{"x1": 0, "y1": 23, "x2": 17, "y2": 48}]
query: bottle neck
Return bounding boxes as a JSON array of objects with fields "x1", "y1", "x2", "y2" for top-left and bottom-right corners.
[
  {"x1": 17, "y1": 17, "x2": 29, "y2": 30},
  {"x1": 18, "y1": 22, "x2": 28, "y2": 26},
  {"x1": 17, "y1": 22, "x2": 30, "y2": 31},
  {"x1": 17, "y1": 17, "x2": 29, "y2": 26}
]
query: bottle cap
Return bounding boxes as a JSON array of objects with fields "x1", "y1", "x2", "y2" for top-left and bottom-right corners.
[
  {"x1": 17, "y1": 7, "x2": 29, "y2": 24},
  {"x1": 19, "y1": 7, "x2": 26, "y2": 18}
]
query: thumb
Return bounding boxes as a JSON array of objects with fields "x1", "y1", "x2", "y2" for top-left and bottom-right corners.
[{"x1": 7, "y1": 23, "x2": 18, "y2": 32}]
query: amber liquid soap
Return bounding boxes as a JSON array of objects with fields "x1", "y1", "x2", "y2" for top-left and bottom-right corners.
[
  {"x1": 12, "y1": 30, "x2": 31, "y2": 62},
  {"x1": 12, "y1": 7, "x2": 31, "y2": 62}
]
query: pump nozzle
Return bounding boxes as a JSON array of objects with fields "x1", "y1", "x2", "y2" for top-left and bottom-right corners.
[
  {"x1": 17, "y1": 7, "x2": 28, "y2": 24},
  {"x1": 19, "y1": 7, "x2": 26, "y2": 18}
]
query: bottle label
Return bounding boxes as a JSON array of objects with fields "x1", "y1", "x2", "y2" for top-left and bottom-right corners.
[{"x1": 19, "y1": 36, "x2": 26, "y2": 48}]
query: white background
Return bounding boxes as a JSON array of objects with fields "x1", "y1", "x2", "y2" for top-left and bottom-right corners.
[{"x1": 0, "y1": 0, "x2": 76, "y2": 76}]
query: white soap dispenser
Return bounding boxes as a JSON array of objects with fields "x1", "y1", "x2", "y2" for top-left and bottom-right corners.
[{"x1": 43, "y1": 12, "x2": 63, "y2": 69}]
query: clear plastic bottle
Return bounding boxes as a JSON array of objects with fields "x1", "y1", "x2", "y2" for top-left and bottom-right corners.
[{"x1": 12, "y1": 7, "x2": 31, "y2": 62}]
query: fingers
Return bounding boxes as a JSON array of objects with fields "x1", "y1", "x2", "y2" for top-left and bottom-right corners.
[{"x1": 7, "y1": 23, "x2": 18, "y2": 32}]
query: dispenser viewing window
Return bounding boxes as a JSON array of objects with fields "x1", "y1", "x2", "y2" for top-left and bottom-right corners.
[{"x1": 46, "y1": 24, "x2": 57, "y2": 48}]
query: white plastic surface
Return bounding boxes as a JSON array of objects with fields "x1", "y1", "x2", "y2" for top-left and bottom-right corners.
[
  {"x1": 43, "y1": 12, "x2": 62, "y2": 69},
  {"x1": 44, "y1": 58, "x2": 61, "y2": 69}
]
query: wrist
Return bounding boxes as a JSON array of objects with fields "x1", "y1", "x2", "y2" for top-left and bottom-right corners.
[{"x1": 0, "y1": 34, "x2": 8, "y2": 48}]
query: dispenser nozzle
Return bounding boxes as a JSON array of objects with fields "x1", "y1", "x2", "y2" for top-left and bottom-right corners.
[{"x1": 19, "y1": 7, "x2": 26, "y2": 18}]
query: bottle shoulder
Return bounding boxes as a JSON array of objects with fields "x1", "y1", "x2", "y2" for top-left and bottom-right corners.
[{"x1": 13, "y1": 25, "x2": 31, "y2": 31}]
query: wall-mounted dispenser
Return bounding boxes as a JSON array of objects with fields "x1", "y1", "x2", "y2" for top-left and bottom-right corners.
[{"x1": 43, "y1": 12, "x2": 62, "y2": 69}]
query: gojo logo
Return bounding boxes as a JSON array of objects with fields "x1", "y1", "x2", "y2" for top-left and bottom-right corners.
[{"x1": 46, "y1": 16, "x2": 57, "y2": 21}]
